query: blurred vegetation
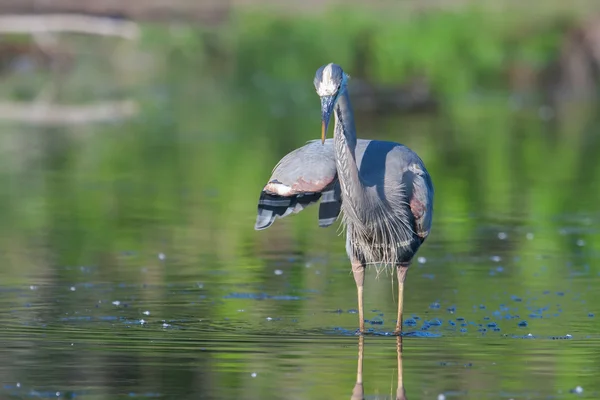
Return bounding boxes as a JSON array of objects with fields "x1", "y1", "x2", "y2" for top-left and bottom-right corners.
[{"x1": 230, "y1": 6, "x2": 588, "y2": 97}]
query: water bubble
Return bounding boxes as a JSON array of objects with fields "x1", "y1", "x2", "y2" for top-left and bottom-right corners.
[
  {"x1": 571, "y1": 386, "x2": 583, "y2": 394},
  {"x1": 251, "y1": 372, "x2": 257, "y2": 378},
  {"x1": 56, "y1": 392, "x2": 60, "y2": 397},
  {"x1": 16, "y1": 383, "x2": 20, "y2": 388},
  {"x1": 438, "y1": 394, "x2": 446, "y2": 400},
  {"x1": 158, "y1": 253, "x2": 166, "y2": 260},
  {"x1": 70, "y1": 286, "x2": 76, "y2": 291},
  {"x1": 498, "y1": 232, "x2": 507, "y2": 240},
  {"x1": 417, "y1": 256, "x2": 427, "y2": 264},
  {"x1": 274, "y1": 269, "x2": 283, "y2": 276}
]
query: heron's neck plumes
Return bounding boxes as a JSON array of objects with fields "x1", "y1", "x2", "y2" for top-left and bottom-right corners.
[
  {"x1": 334, "y1": 90, "x2": 357, "y2": 149},
  {"x1": 333, "y1": 90, "x2": 363, "y2": 207}
]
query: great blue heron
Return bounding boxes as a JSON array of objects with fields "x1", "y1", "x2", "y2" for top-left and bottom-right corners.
[{"x1": 254, "y1": 63, "x2": 434, "y2": 334}]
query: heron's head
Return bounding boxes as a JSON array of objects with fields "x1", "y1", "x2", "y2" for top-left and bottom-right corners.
[{"x1": 314, "y1": 63, "x2": 349, "y2": 144}]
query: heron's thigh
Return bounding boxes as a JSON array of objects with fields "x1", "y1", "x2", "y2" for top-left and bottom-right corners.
[
  {"x1": 345, "y1": 231, "x2": 366, "y2": 265},
  {"x1": 396, "y1": 263, "x2": 409, "y2": 283}
]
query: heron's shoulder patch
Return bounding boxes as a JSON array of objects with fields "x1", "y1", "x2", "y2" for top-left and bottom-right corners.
[
  {"x1": 408, "y1": 163, "x2": 425, "y2": 175},
  {"x1": 264, "y1": 181, "x2": 293, "y2": 196}
]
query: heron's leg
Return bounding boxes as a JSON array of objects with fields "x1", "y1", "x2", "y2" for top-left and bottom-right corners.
[
  {"x1": 352, "y1": 260, "x2": 365, "y2": 334},
  {"x1": 394, "y1": 263, "x2": 410, "y2": 335}
]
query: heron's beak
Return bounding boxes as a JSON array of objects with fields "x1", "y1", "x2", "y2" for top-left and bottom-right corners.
[{"x1": 320, "y1": 95, "x2": 335, "y2": 145}]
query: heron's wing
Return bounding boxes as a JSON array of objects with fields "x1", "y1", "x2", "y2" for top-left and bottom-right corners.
[
  {"x1": 317, "y1": 180, "x2": 341, "y2": 227},
  {"x1": 357, "y1": 140, "x2": 433, "y2": 240},
  {"x1": 408, "y1": 163, "x2": 434, "y2": 239},
  {"x1": 255, "y1": 139, "x2": 342, "y2": 230}
]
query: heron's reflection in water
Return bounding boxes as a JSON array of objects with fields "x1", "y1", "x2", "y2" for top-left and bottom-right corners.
[{"x1": 351, "y1": 336, "x2": 407, "y2": 400}]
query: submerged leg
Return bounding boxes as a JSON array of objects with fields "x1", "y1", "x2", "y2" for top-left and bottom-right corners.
[
  {"x1": 394, "y1": 263, "x2": 410, "y2": 335},
  {"x1": 352, "y1": 260, "x2": 365, "y2": 334}
]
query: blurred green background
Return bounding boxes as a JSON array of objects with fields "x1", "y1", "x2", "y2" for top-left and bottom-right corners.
[
  {"x1": 0, "y1": 1, "x2": 599, "y2": 399},
  {"x1": 1, "y1": 0, "x2": 599, "y2": 279}
]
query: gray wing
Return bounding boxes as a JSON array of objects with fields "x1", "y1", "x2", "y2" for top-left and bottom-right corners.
[
  {"x1": 254, "y1": 139, "x2": 342, "y2": 230},
  {"x1": 355, "y1": 140, "x2": 434, "y2": 240},
  {"x1": 390, "y1": 145, "x2": 434, "y2": 240},
  {"x1": 408, "y1": 163, "x2": 434, "y2": 239}
]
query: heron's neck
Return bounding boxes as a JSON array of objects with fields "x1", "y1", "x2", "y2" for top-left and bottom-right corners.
[{"x1": 333, "y1": 90, "x2": 364, "y2": 203}]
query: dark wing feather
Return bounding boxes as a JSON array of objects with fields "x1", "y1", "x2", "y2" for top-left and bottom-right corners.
[
  {"x1": 255, "y1": 139, "x2": 342, "y2": 230},
  {"x1": 317, "y1": 180, "x2": 341, "y2": 227}
]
